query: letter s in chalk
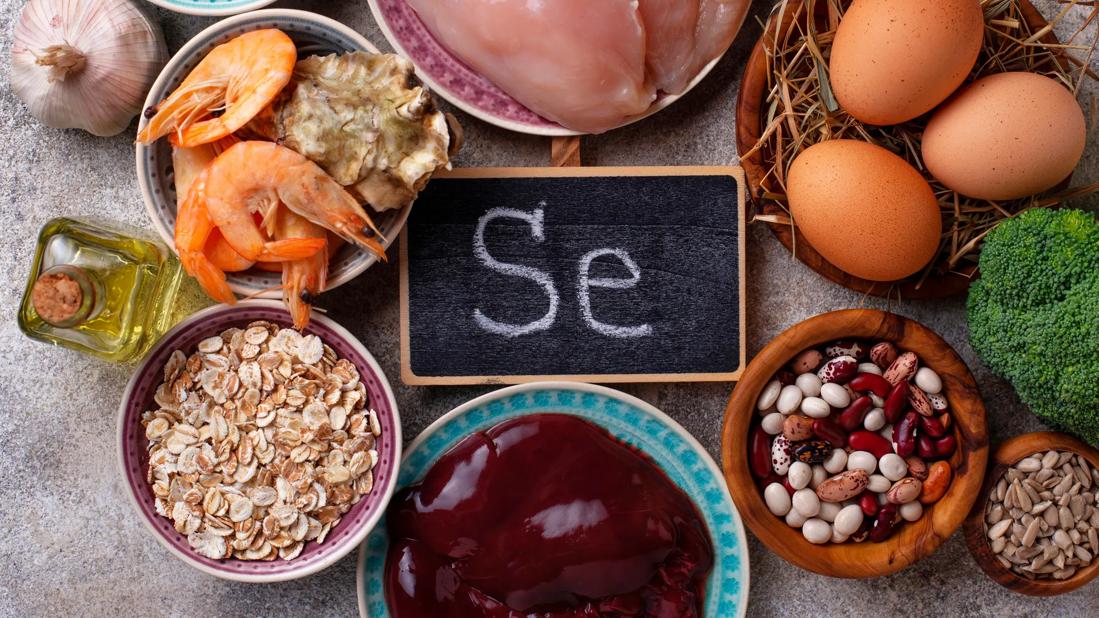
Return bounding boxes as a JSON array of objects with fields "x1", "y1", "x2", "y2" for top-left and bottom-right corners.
[
  {"x1": 472, "y1": 206, "x2": 559, "y2": 337},
  {"x1": 578, "y1": 248, "x2": 653, "y2": 338}
]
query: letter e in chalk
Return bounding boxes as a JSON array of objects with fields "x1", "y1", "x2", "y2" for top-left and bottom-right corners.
[
  {"x1": 578, "y1": 248, "x2": 653, "y2": 338},
  {"x1": 472, "y1": 206, "x2": 559, "y2": 337}
]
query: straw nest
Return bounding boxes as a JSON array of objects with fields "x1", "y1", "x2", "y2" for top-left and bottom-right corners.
[{"x1": 742, "y1": 0, "x2": 1099, "y2": 293}]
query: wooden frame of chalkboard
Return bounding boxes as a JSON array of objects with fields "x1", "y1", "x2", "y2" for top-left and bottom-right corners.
[{"x1": 399, "y1": 166, "x2": 747, "y2": 385}]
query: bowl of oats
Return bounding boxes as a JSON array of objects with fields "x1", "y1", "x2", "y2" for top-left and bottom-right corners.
[{"x1": 117, "y1": 299, "x2": 401, "y2": 582}]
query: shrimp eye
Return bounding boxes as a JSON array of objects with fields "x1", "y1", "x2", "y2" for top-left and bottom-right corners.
[
  {"x1": 361, "y1": 226, "x2": 376, "y2": 238},
  {"x1": 143, "y1": 106, "x2": 157, "y2": 119},
  {"x1": 299, "y1": 290, "x2": 314, "y2": 305}
]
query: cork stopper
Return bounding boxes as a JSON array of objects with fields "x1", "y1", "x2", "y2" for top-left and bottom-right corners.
[{"x1": 32, "y1": 270, "x2": 85, "y2": 325}]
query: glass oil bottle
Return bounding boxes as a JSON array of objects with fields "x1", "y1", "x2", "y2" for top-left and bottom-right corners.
[{"x1": 18, "y1": 217, "x2": 184, "y2": 362}]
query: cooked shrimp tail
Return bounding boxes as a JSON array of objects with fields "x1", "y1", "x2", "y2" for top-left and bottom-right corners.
[
  {"x1": 136, "y1": 29, "x2": 296, "y2": 148},
  {"x1": 174, "y1": 170, "x2": 237, "y2": 305},
  {"x1": 257, "y1": 238, "x2": 328, "y2": 262}
]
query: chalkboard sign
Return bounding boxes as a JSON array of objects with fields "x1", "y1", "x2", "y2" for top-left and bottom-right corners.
[{"x1": 399, "y1": 167, "x2": 745, "y2": 385}]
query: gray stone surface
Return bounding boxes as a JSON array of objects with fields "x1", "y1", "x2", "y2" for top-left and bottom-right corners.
[{"x1": 1, "y1": 0, "x2": 1098, "y2": 616}]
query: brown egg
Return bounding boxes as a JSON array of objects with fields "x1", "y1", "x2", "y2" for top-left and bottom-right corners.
[
  {"x1": 922, "y1": 72, "x2": 1087, "y2": 201},
  {"x1": 787, "y1": 140, "x2": 942, "y2": 282},
  {"x1": 830, "y1": 0, "x2": 984, "y2": 126}
]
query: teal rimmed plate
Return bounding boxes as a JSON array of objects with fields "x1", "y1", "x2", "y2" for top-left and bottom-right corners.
[
  {"x1": 143, "y1": 0, "x2": 276, "y2": 16},
  {"x1": 356, "y1": 382, "x2": 749, "y2": 617}
]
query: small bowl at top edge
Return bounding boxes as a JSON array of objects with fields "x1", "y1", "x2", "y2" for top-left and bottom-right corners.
[
  {"x1": 135, "y1": 9, "x2": 411, "y2": 299},
  {"x1": 963, "y1": 431, "x2": 1099, "y2": 596},
  {"x1": 721, "y1": 308, "x2": 989, "y2": 578},
  {"x1": 142, "y1": 0, "x2": 276, "y2": 17},
  {"x1": 117, "y1": 300, "x2": 402, "y2": 582}
]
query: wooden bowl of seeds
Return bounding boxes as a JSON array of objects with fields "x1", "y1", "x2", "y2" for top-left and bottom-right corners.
[{"x1": 964, "y1": 431, "x2": 1099, "y2": 596}]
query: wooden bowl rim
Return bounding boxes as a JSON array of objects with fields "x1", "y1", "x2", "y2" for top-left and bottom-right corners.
[
  {"x1": 963, "y1": 431, "x2": 1099, "y2": 596},
  {"x1": 721, "y1": 309, "x2": 990, "y2": 578},
  {"x1": 734, "y1": 0, "x2": 1055, "y2": 300}
]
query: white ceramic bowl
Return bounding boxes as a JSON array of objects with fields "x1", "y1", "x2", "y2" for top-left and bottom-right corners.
[
  {"x1": 117, "y1": 300, "x2": 402, "y2": 582},
  {"x1": 135, "y1": 10, "x2": 410, "y2": 298},
  {"x1": 143, "y1": 0, "x2": 276, "y2": 17}
]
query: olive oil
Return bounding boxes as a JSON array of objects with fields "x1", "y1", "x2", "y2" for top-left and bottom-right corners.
[{"x1": 18, "y1": 218, "x2": 184, "y2": 362}]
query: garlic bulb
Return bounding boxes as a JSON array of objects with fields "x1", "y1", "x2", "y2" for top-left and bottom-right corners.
[{"x1": 10, "y1": 0, "x2": 168, "y2": 137}]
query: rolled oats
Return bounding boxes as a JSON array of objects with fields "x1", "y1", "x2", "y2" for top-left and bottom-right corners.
[{"x1": 142, "y1": 321, "x2": 381, "y2": 561}]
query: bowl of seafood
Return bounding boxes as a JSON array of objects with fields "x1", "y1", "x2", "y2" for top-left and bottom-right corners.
[
  {"x1": 136, "y1": 9, "x2": 460, "y2": 328},
  {"x1": 117, "y1": 299, "x2": 402, "y2": 582},
  {"x1": 368, "y1": 0, "x2": 751, "y2": 135}
]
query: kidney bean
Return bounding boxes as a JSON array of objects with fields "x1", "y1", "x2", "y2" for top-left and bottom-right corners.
[
  {"x1": 918, "y1": 414, "x2": 948, "y2": 438},
  {"x1": 826, "y1": 340, "x2": 866, "y2": 360},
  {"x1": 851, "y1": 515, "x2": 874, "y2": 542},
  {"x1": 812, "y1": 417, "x2": 848, "y2": 446},
  {"x1": 859, "y1": 491, "x2": 880, "y2": 517},
  {"x1": 759, "y1": 473, "x2": 786, "y2": 492},
  {"x1": 836, "y1": 396, "x2": 872, "y2": 432},
  {"x1": 849, "y1": 372, "x2": 892, "y2": 398},
  {"x1": 848, "y1": 430, "x2": 893, "y2": 458},
  {"x1": 818, "y1": 356, "x2": 859, "y2": 384},
  {"x1": 883, "y1": 381, "x2": 909, "y2": 424},
  {"x1": 783, "y1": 477, "x2": 797, "y2": 495},
  {"x1": 933, "y1": 434, "x2": 957, "y2": 458},
  {"x1": 750, "y1": 425, "x2": 772, "y2": 478},
  {"x1": 777, "y1": 369, "x2": 797, "y2": 386},
  {"x1": 919, "y1": 461, "x2": 952, "y2": 504},
  {"x1": 869, "y1": 504, "x2": 899, "y2": 542},
  {"x1": 917, "y1": 434, "x2": 936, "y2": 459},
  {"x1": 892, "y1": 411, "x2": 918, "y2": 458}
]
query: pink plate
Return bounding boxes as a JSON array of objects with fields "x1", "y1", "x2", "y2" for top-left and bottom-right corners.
[{"x1": 368, "y1": 0, "x2": 738, "y2": 136}]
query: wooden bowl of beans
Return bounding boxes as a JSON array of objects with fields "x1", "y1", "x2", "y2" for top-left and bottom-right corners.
[
  {"x1": 963, "y1": 432, "x2": 1099, "y2": 596},
  {"x1": 721, "y1": 309, "x2": 989, "y2": 577}
]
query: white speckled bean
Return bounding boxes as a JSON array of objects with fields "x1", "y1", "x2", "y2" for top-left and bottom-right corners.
[
  {"x1": 820, "y1": 383, "x2": 851, "y2": 408},
  {"x1": 788, "y1": 461, "x2": 813, "y2": 490},
  {"x1": 870, "y1": 393, "x2": 885, "y2": 408},
  {"x1": 847, "y1": 451, "x2": 878, "y2": 475},
  {"x1": 764, "y1": 482, "x2": 792, "y2": 516},
  {"x1": 761, "y1": 412, "x2": 785, "y2": 435},
  {"x1": 879, "y1": 453, "x2": 908, "y2": 482},
  {"x1": 777, "y1": 385, "x2": 804, "y2": 415},
  {"x1": 863, "y1": 408, "x2": 886, "y2": 432},
  {"x1": 802, "y1": 518, "x2": 832, "y2": 544},
  {"x1": 915, "y1": 367, "x2": 942, "y2": 395},
  {"x1": 818, "y1": 501, "x2": 841, "y2": 523},
  {"x1": 878, "y1": 425, "x2": 893, "y2": 440},
  {"x1": 831, "y1": 528, "x2": 850, "y2": 543},
  {"x1": 795, "y1": 373, "x2": 822, "y2": 398},
  {"x1": 823, "y1": 449, "x2": 848, "y2": 474},
  {"x1": 793, "y1": 488, "x2": 821, "y2": 517},
  {"x1": 899, "y1": 500, "x2": 923, "y2": 522},
  {"x1": 858, "y1": 362, "x2": 883, "y2": 376},
  {"x1": 800, "y1": 397, "x2": 831, "y2": 419},
  {"x1": 810, "y1": 464, "x2": 828, "y2": 489},
  {"x1": 834, "y1": 504, "x2": 865, "y2": 536},
  {"x1": 867, "y1": 474, "x2": 891, "y2": 493},
  {"x1": 786, "y1": 507, "x2": 808, "y2": 528}
]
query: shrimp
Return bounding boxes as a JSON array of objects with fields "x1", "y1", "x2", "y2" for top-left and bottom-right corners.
[
  {"x1": 201, "y1": 141, "x2": 389, "y2": 261},
  {"x1": 136, "y1": 29, "x2": 296, "y2": 148},
  {"x1": 275, "y1": 209, "x2": 330, "y2": 329}
]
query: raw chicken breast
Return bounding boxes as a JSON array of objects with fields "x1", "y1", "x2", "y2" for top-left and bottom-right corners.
[
  {"x1": 406, "y1": 0, "x2": 654, "y2": 134},
  {"x1": 641, "y1": 0, "x2": 751, "y2": 94},
  {"x1": 406, "y1": 0, "x2": 750, "y2": 133}
]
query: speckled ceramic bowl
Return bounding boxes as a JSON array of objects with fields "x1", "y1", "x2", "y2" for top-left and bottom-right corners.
[
  {"x1": 143, "y1": 0, "x2": 275, "y2": 16},
  {"x1": 136, "y1": 10, "x2": 410, "y2": 299},
  {"x1": 367, "y1": 0, "x2": 747, "y2": 136},
  {"x1": 117, "y1": 300, "x2": 402, "y2": 582},
  {"x1": 356, "y1": 382, "x2": 750, "y2": 617}
]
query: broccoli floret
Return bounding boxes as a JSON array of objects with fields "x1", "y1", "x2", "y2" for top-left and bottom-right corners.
[{"x1": 967, "y1": 208, "x2": 1099, "y2": 445}]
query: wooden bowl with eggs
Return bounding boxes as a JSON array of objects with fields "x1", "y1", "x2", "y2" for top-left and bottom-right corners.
[
  {"x1": 735, "y1": 0, "x2": 1066, "y2": 299},
  {"x1": 721, "y1": 309, "x2": 989, "y2": 578}
]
